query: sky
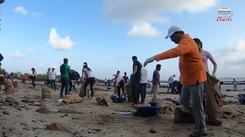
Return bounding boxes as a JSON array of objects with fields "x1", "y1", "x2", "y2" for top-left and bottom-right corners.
[{"x1": 0, "y1": 0, "x2": 245, "y2": 80}]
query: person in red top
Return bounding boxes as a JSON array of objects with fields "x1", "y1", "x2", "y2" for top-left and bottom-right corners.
[{"x1": 144, "y1": 26, "x2": 207, "y2": 137}]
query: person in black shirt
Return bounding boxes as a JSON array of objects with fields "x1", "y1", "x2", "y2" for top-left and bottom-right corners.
[
  {"x1": 152, "y1": 64, "x2": 161, "y2": 103},
  {"x1": 123, "y1": 72, "x2": 129, "y2": 84},
  {"x1": 131, "y1": 56, "x2": 142, "y2": 104}
]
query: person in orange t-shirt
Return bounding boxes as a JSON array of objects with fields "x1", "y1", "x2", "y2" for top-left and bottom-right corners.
[{"x1": 144, "y1": 26, "x2": 207, "y2": 137}]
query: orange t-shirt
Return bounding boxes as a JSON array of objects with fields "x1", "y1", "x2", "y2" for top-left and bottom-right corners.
[{"x1": 154, "y1": 34, "x2": 207, "y2": 86}]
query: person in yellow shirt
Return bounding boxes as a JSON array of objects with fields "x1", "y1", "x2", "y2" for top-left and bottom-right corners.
[{"x1": 144, "y1": 26, "x2": 207, "y2": 137}]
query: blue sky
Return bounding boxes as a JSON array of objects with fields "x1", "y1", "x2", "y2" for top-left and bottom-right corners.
[{"x1": 0, "y1": 0, "x2": 245, "y2": 79}]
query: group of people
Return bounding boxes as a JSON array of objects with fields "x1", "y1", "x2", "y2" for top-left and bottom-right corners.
[
  {"x1": 47, "y1": 68, "x2": 57, "y2": 89},
  {"x1": 59, "y1": 59, "x2": 96, "y2": 98},
  {"x1": 112, "y1": 71, "x2": 128, "y2": 98},
  {"x1": 1, "y1": 25, "x2": 223, "y2": 137},
  {"x1": 27, "y1": 59, "x2": 96, "y2": 99},
  {"x1": 105, "y1": 56, "x2": 163, "y2": 105},
  {"x1": 130, "y1": 56, "x2": 162, "y2": 104}
]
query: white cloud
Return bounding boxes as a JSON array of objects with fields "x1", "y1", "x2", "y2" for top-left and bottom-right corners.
[
  {"x1": 217, "y1": 39, "x2": 245, "y2": 76},
  {"x1": 49, "y1": 28, "x2": 74, "y2": 50},
  {"x1": 14, "y1": 5, "x2": 28, "y2": 15},
  {"x1": 105, "y1": 0, "x2": 216, "y2": 37},
  {"x1": 128, "y1": 22, "x2": 161, "y2": 37}
]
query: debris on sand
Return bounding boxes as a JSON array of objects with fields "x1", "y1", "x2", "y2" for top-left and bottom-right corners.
[
  {"x1": 87, "y1": 128, "x2": 102, "y2": 134},
  {"x1": 5, "y1": 97, "x2": 19, "y2": 106},
  {"x1": 46, "y1": 123, "x2": 65, "y2": 131},
  {"x1": 41, "y1": 86, "x2": 53, "y2": 99},
  {"x1": 46, "y1": 122, "x2": 74, "y2": 135},
  {"x1": 0, "y1": 96, "x2": 28, "y2": 111},
  {"x1": 36, "y1": 100, "x2": 53, "y2": 113},
  {"x1": 63, "y1": 94, "x2": 82, "y2": 104},
  {"x1": 222, "y1": 106, "x2": 241, "y2": 119},
  {"x1": 2, "y1": 110, "x2": 9, "y2": 115},
  {"x1": 96, "y1": 96, "x2": 109, "y2": 106},
  {"x1": 160, "y1": 104, "x2": 175, "y2": 114},
  {"x1": 5, "y1": 80, "x2": 17, "y2": 95},
  {"x1": 149, "y1": 128, "x2": 157, "y2": 134},
  {"x1": 36, "y1": 106, "x2": 51, "y2": 113}
]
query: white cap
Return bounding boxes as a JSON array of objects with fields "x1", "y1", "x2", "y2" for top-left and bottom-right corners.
[{"x1": 165, "y1": 26, "x2": 183, "y2": 39}]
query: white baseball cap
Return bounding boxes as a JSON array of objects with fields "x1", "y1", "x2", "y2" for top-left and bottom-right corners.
[{"x1": 165, "y1": 26, "x2": 183, "y2": 39}]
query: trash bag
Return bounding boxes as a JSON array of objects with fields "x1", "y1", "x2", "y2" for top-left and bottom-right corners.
[
  {"x1": 63, "y1": 94, "x2": 82, "y2": 104},
  {"x1": 5, "y1": 80, "x2": 16, "y2": 95},
  {"x1": 111, "y1": 95, "x2": 126, "y2": 103},
  {"x1": 96, "y1": 97, "x2": 109, "y2": 106},
  {"x1": 69, "y1": 69, "x2": 80, "y2": 81},
  {"x1": 79, "y1": 83, "x2": 86, "y2": 97},
  {"x1": 12, "y1": 80, "x2": 18, "y2": 88},
  {"x1": 206, "y1": 73, "x2": 224, "y2": 121}
]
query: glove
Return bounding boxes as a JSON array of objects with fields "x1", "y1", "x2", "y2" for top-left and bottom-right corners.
[{"x1": 144, "y1": 56, "x2": 155, "y2": 66}]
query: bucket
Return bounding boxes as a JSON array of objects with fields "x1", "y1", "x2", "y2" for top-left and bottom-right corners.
[{"x1": 134, "y1": 104, "x2": 160, "y2": 117}]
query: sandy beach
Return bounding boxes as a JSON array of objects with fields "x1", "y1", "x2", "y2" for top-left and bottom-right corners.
[{"x1": 0, "y1": 82, "x2": 245, "y2": 137}]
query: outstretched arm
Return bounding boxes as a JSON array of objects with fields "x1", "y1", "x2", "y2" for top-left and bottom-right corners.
[
  {"x1": 144, "y1": 42, "x2": 191, "y2": 66},
  {"x1": 207, "y1": 53, "x2": 217, "y2": 76}
]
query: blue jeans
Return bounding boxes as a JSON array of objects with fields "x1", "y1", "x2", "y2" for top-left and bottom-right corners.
[
  {"x1": 181, "y1": 83, "x2": 207, "y2": 135},
  {"x1": 139, "y1": 83, "x2": 147, "y2": 104},
  {"x1": 60, "y1": 79, "x2": 69, "y2": 98}
]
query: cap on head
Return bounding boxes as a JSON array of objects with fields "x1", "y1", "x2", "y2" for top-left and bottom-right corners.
[{"x1": 165, "y1": 26, "x2": 183, "y2": 39}]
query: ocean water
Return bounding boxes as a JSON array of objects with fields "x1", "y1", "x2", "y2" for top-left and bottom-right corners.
[{"x1": 219, "y1": 77, "x2": 245, "y2": 81}]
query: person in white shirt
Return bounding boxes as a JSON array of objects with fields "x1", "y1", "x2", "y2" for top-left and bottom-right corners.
[
  {"x1": 49, "y1": 68, "x2": 56, "y2": 90},
  {"x1": 114, "y1": 70, "x2": 125, "y2": 98},
  {"x1": 167, "y1": 74, "x2": 176, "y2": 93},
  {"x1": 139, "y1": 67, "x2": 148, "y2": 104},
  {"x1": 82, "y1": 62, "x2": 96, "y2": 98}
]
